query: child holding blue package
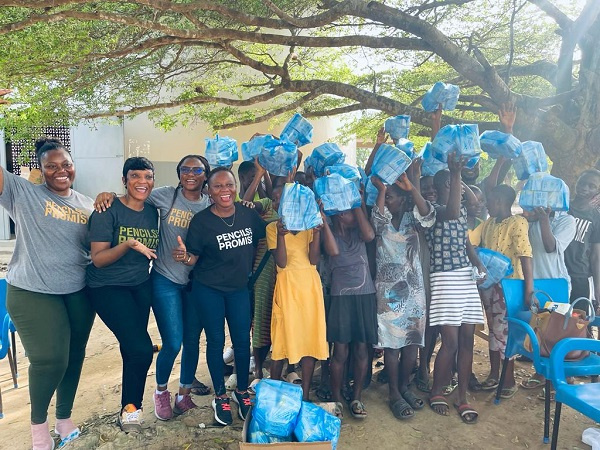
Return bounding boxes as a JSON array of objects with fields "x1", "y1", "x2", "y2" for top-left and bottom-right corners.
[{"x1": 267, "y1": 197, "x2": 339, "y2": 401}]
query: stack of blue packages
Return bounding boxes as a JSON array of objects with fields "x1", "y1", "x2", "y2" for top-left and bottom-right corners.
[
  {"x1": 252, "y1": 379, "x2": 303, "y2": 439},
  {"x1": 365, "y1": 176, "x2": 379, "y2": 207},
  {"x1": 479, "y1": 130, "x2": 521, "y2": 160},
  {"x1": 384, "y1": 115, "x2": 411, "y2": 140},
  {"x1": 431, "y1": 124, "x2": 481, "y2": 169},
  {"x1": 396, "y1": 138, "x2": 416, "y2": 159},
  {"x1": 325, "y1": 163, "x2": 361, "y2": 189},
  {"x1": 519, "y1": 172, "x2": 570, "y2": 212},
  {"x1": 257, "y1": 135, "x2": 298, "y2": 177},
  {"x1": 293, "y1": 401, "x2": 341, "y2": 449},
  {"x1": 278, "y1": 183, "x2": 323, "y2": 231},
  {"x1": 205, "y1": 135, "x2": 238, "y2": 167},
  {"x1": 476, "y1": 248, "x2": 514, "y2": 290},
  {"x1": 420, "y1": 142, "x2": 447, "y2": 177},
  {"x1": 421, "y1": 81, "x2": 460, "y2": 112},
  {"x1": 280, "y1": 113, "x2": 313, "y2": 147},
  {"x1": 248, "y1": 416, "x2": 292, "y2": 444},
  {"x1": 306, "y1": 143, "x2": 346, "y2": 177},
  {"x1": 241, "y1": 134, "x2": 270, "y2": 161},
  {"x1": 314, "y1": 173, "x2": 361, "y2": 216},
  {"x1": 371, "y1": 143, "x2": 412, "y2": 184},
  {"x1": 513, "y1": 141, "x2": 548, "y2": 180}
]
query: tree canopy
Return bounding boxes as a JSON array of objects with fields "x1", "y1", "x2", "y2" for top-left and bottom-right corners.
[{"x1": 0, "y1": 0, "x2": 598, "y2": 182}]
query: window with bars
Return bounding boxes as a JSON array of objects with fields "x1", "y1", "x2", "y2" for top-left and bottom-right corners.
[{"x1": 6, "y1": 126, "x2": 71, "y2": 175}]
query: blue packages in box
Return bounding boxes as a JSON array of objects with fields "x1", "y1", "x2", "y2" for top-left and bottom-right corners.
[
  {"x1": 306, "y1": 143, "x2": 346, "y2": 177},
  {"x1": 314, "y1": 173, "x2": 362, "y2": 216},
  {"x1": 248, "y1": 415, "x2": 293, "y2": 444},
  {"x1": 205, "y1": 135, "x2": 238, "y2": 167},
  {"x1": 257, "y1": 136, "x2": 298, "y2": 177},
  {"x1": 253, "y1": 379, "x2": 303, "y2": 439},
  {"x1": 280, "y1": 113, "x2": 313, "y2": 147},
  {"x1": 396, "y1": 138, "x2": 416, "y2": 159},
  {"x1": 371, "y1": 143, "x2": 412, "y2": 185},
  {"x1": 513, "y1": 141, "x2": 548, "y2": 180},
  {"x1": 432, "y1": 124, "x2": 480, "y2": 169},
  {"x1": 477, "y1": 248, "x2": 514, "y2": 290},
  {"x1": 242, "y1": 135, "x2": 270, "y2": 161},
  {"x1": 278, "y1": 183, "x2": 323, "y2": 231},
  {"x1": 384, "y1": 115, "x2": 411, "y2": 140},
  {"x1": 479, "y1": 130, "x2": 522, "y2": 160},
  {"x1": 293, "y1": 401, "x2": 341, "y2": 449},
  {"x1": 519, "y1": 172, "x2": 570, "y2": 212},
  {"x1": 421, "y1": 81, "x2": 460, "y2": 112}
]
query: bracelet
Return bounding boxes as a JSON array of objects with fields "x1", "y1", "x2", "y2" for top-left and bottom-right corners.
[{"x1": 183, "y1": 253, "x2": 192, "y2": 265}]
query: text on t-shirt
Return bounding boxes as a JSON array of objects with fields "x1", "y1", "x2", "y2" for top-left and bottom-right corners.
[
  {"x1": 44, "y1": 200, "x2": 88, "y2": 224},
  {"x1": 216, "y1": 227, "x2": 253, "y2": 250},
  {"x1": 118, "y1": 226, "x2": 159, "y2": 248}
]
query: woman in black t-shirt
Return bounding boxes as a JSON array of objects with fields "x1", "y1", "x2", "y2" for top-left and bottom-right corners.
[
  {"x1": 177, "y1": 167, "x2": 266, "y2": 426},
  {"x1": 87, "y1": 157, "x2": 159, "y2": 434}
]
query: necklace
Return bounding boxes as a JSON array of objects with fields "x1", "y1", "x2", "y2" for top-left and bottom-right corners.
[{"x1": 214, "y1": 206, "x2": 236, "y2": 228}]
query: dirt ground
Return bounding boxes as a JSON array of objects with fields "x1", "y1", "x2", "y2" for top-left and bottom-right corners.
[{"x1": 0, "y1": 243, "x2": 597, "y2": 449}]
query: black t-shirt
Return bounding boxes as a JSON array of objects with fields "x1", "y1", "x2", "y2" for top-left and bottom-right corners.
[
  {"x1": 564, "y1": 205, "x2": 600, "y2": 279},
  {"x1": 86, "y1": 198, "x2": 159, "y2": 288},
  {"x1": 187, "y1": 203, "x2": 266, "y2": 291}
]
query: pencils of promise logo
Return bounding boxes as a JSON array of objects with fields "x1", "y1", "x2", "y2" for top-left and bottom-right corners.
[
  {"x1": 216, "y1": 228, "x2": 253, "y2": 250},
  {"x1": 118, "y1": 226, "x2": 159, "y2": 248},
  {"x1": 44, "y1": 200, "x2": 88, "y2": 224}
]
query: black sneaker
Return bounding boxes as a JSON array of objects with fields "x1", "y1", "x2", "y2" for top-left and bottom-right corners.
[
  {"x1": 212, "y1": 396, "x2": 233, "y2": 426},
  {"x1": 232, "y1": 390, "x2": 252, "y2": 421}
]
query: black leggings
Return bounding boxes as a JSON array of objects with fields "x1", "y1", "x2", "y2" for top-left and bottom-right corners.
[{"x1": 89, "y1": 280, "x2": 153, "y2": 410}]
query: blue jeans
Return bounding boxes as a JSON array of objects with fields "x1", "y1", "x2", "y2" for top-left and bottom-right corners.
[
  {"x1": 192, "y1": 281, "x2": 251, "y2": 396},
  {"x1": 152, "y1": 270, "x2": 202, "y2": 388}
]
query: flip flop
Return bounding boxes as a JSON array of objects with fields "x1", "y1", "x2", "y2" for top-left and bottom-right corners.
[
  {"x1": 349, "y1": 400, "x2": 367, "y2": 419},
  {"x1": 390, "y1": 397, "x2": 414, "y2": 420},
  {"x1": 479, "y1": 378, "x2": 499, "y2": 391},
  {"x1": 401, "y1": 390, "x2": 424, "y2": 410},
  {"x1": 500, "y1": 386, "x2": 518, "y2": 399},
  {"x1": 537, "y1": 387, "x2": 556, "y2": 401},
  {"x1": 429, "y1": 395, "x2": 449, "y2": 416},
  {"x1": 455, "y1": 403, "x2": 478, "y2": 425},
  {"x1": 469, "y1": 373, "x2": 483, "y2": 392},
  {"x1": 415, "y1": 373, "x2": 433, "y2": 393},
  {"x1": 315, "y1": 387, "x2": 332, "y2": 402},
  {"x1": 334, "y1": 402, "x2": 344, "y2": 419},
  {"x1": 520, "y1": 377, "x2": 544, "y2": 390},
  {"x1": 442, "y1": 377, "x2": 458, "y2": 395},
  {"x1": 286, "y1": 371, "x2": 302, "y2": 385},
  {"x1": 248, "y1": 378, "x2": 260, "y2": 395}
]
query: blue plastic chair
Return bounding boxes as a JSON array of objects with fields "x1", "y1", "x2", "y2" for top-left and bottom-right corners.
[
  {"x1": 549, "y1": 338, "x2": 600, "y2": 450},
  {"x1": 495, "y1": 278, "x2": 600, "y2": 443},
  {"x1": 0, "y1": 278, "x2": 18, "y2": 419}
]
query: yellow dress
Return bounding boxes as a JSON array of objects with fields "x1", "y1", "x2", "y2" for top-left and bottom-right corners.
[{"x1": 266, "y1": 222, "x2": 328, "y2": 363}]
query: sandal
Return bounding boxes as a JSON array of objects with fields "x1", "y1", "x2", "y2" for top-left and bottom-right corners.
[
  {"x1": 537, "y1": 387, "x2": 555, "y2": 401},
  {"x1": 190, "y1": 379, "x2": 211, "y2": 396},
  {"x1": 520, "y1": 377, "x2": 544, "y2": 390},
  {"x1": 442, "y1": 377, "x2": 458, "y2": 395},
  {"x1": 334, "y1": 402, "x2": 344, "y2": 419},
  {"x1": 455, "y1": 403, "x2": 479, "y2": 424},
  {"x1": 401, "y1": 390, "x2": 424, "y2": 410},
  {"x1": 415, "y1": 373, "x2": 433, "y2": 393},
  {"x1": 225, "y1": 373, "x2": 237, "y2": 391},
  {"x1": 390, "y1": 397, "x2": 414, "y2": 420},
  {"x1": 376, "y1": 368, "x2": 389, "y2": 384},
  {"x1": 286, "y1": 371, "x2": 302, "y2": 385},
  {"x1": 57, "y1": 428, "x2": 80, "y2": 448},
  {"x1": 342, "y1": 383, "x2": 353, "y2": 403},
  {"x1": 479, "y1": 378, "x2": 499, "y2": 391},
  {"x1": 315, "y1": 387, "x2": 332, "y2": 402},
  {"x1": 248, "y1": 378, "x2": 260, "y2": 395},
  {"x1": 468, "y1": 373, "x2": 483, "y2": 392},
  {"x1": 500, "y1": 385, "x2": 518, "y2": 399},
  {"x1": 349, "y1": 400, "x2": 367, "y2": 419},
  {"x1": 429, "y1": 395, "x2": 449, "y2": 416}
]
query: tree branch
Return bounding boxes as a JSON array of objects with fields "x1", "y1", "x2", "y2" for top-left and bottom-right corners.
[{"x1": 527, "y1": 0, "x2": 573, "y2": 30}]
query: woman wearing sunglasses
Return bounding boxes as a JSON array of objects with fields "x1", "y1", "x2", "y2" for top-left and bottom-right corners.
[{"x1": 95, "y1": 154, "x2": 212, "y2": 421}]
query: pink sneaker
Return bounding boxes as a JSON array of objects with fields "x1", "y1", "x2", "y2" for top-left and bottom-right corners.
[
  {"x1": 153, "y1": 390, "x2": 173, "y2": 421},
  {"x1": 174, "y1": 394, "x2": 197, "y2": 415}
]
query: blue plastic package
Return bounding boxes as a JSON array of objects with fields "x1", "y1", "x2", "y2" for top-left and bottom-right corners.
[
  {"x1": 248, "y1": 415, "x2": 292, "y2": 444},
  {"x1": 431, "y1": 124, "x2": 481, "y2": 169},
  {"x1": 242, "y1": 135, "x2": 269, "y2": 161},
  {"x1": 479, "y1": 130, "x2": 522, "y2": 160},
  {"x1": 421, "y1": 81, "x2": 460, "y2": 112},
  {"x1": 365, "y1": 176, "x2": 379, "y2": 207},
  {"x1": 396, "y1": 138, "x2": 416, "y2": 159},
  {"x1": 306, "y1": 143, "x2": 346, "y2": 177},
  {"x1": 519, "y1": 172, "x2": 570, "y2": 212},
  {"x1": 314, "y1": 173, "x2": 362, "y2": 216},
  {"x1": 205, "y1": 135, "x2": 238, "y2": 167},
  {"x1": 513, "y1": 141, "x2": 548, "y2": 180},
  {"x1": 278, "y1": 183, "x2": 323, "y2": 232},
  {"x1": 257, "y1": 135, "x2": 298, "y2": 177},
  {"x1": 371, "y1": 143, "x2": 412, "y2": 184},
  {"x1": 325, "y1": 163, "x2": 361, "y2": 188},
  {"x1": 420, "y1": 142, "x2": 447, "y2": 177},
  {"x1": 384, "y1": 115, "x2": 411, "y2": 140},
  {"x1": 476, "y1": 248, "x2": 514, "y2": 290},
  {"x1": 280, "y1": 113, "x2": 313, "y2": 147},
  {"x1": 253, "y1": 379, "x2": 303, "y2": 438},
  {"x1": 293, "y1": 401, "x2": 341, "y2": 449}
]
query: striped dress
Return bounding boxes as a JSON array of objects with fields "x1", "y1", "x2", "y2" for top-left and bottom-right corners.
[{"x1": 426, "y1": 205, "x2": 484, "y2": 326}]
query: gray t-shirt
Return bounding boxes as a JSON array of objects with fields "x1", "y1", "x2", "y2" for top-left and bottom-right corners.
[
  {"x1": 0, "y1": 167, "x2": 93, "y2": 294},
  {"x1": 147, "y1": 186, "x2": 211, "y2": 285},
  {"x1": 529, "y1": 213, "x2": 576, "y2": 293}
]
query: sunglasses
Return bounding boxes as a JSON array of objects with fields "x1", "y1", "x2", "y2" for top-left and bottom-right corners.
[{"x1": 180, "y1": 166, "x2": 205, "y2": 175}]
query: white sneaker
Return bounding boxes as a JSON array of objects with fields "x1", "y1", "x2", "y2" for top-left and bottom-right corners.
[
  {"x1": 225, "y1": 373, "x2": 237, "y2": 391},
  {"x1": 117, "y1": 405, "x2": 143, "y2": 433},
  {"x1": 223, "y1": 346, "x2": 234, "y2": 365}
]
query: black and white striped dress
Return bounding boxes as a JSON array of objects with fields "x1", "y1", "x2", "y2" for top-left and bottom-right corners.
[{"x1": 426, "y1": 205, "x2": 484, "y2": 326}]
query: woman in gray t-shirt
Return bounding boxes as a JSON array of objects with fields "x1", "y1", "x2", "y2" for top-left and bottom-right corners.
[{"x1": 1, "y1": 137, "x2": 95, "y2": 450}]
